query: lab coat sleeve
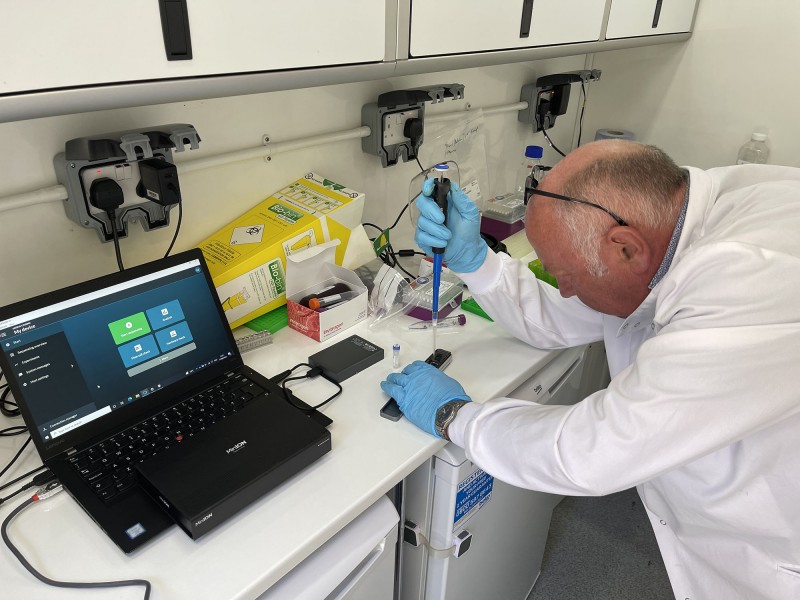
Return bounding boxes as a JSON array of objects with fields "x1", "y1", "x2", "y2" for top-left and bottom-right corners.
[
  {"x1": 457, "y1": 250, "x2": 604, "y2": 349},
  {"x1": 449, "y1": 241, "x2": 800, "y2": 496}
]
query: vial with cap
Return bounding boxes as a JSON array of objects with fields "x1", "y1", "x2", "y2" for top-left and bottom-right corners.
[{"x1": 392, "y1": 343, "x2": 401, "y2": 369}]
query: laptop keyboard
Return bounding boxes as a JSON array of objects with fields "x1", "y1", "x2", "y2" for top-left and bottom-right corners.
[{"x1": 67, "y1": 372, "x2": 266, "y2": 504}]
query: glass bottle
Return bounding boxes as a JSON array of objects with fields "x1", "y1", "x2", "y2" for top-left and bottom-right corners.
[{"x1": 519, "y1": 145, "x2": 544, "y2": 204}]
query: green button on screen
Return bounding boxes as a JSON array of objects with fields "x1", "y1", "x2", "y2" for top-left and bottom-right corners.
[{"x1": 108, "y1": 312, "x2": 152, "y2": 345}]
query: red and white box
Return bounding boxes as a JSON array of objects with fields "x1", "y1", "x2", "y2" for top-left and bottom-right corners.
[{"x1": 286, "y1": 241, "x2": 368, "y2": 342}]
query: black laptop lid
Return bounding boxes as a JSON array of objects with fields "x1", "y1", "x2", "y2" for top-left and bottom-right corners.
[{"x1": 0, "y1": 249, "x2": 242, "y2": 462}]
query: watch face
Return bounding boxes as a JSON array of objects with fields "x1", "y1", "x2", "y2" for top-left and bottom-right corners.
[
  {"x1": 436, "y1": 401, "x2": 465, "y2": 435},
  {"x1": 436, "y1": 403, "x2": 454, "y2": 425}
]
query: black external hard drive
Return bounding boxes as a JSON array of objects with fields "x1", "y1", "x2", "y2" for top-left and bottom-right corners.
[{"x1": 308, "y1": 335, "x2": 385, "y2": 383}]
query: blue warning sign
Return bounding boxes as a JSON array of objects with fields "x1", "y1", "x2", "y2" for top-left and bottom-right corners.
[{"x1": 453, "y1": 468, "x2": 494, "y2": 530}]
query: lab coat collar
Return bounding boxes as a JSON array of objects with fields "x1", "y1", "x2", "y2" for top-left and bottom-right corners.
[
  {"x1": 616, "y1": 167, "x2": 713, "y2": 338},
  {"x1": 648, "y1": 172, "x2": 690, "y2": 289}
]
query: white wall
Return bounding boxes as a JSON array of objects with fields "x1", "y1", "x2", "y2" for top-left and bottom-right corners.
[
  {"x1": 0, "y1": 56, "x2": 585, "y2": 306},
  {"x1": 2, "y1": 0, "x2": 799, "y2": 308},
  {"x1": 585, "y1": 0, "x2": 800, "y2": 168}
]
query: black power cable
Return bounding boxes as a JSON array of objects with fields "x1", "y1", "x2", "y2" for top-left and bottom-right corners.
[
  {"x1": 361, "y1": 158, "x2": 433, "y2": 279},
  {"x1": 89, "y1": 179, "x2": 126, "y2": 272},
  {"x1": 0, "y1": 436, "x2": 31, "y2": 482},
  {"x1": 0, "y1": 465, "x2": 46, "y2": 495},
  {"x1": 162, "y1": 196, "x2": 183, "y2": 258},
  {"x1": 2, "y1": 484, "x2": 152, "y2": 599},
  {"x1": 0, "y1": 469, "x2": 55, "y2": 506},
  {"x1": 1, "y1": 370, "x2": 19, "y2": 418},
  {"x1": 273, "y1": 363, "x2": 342, "y2": 413}
]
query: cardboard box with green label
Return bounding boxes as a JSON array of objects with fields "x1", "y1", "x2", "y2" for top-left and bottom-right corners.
[{"x1": 197, "y1": 173, "x2": 364, "y2": 330}]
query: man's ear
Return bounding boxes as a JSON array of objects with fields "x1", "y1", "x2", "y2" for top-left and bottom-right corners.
[{"x1": 604, "y1": 226, "x2": 652, "y2": 275}]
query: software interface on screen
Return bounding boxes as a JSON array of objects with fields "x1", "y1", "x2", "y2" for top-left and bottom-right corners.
[{"x1": 0, "y1": 259, "x2": 236, "y2": 444}]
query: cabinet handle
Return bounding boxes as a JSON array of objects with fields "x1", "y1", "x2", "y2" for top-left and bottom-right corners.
[
  {"x1": 520, "y1": 0, "x2": 534, "y2": 38},
  {"x1": 159, "y1": 0, "x2": 193, "y2": 61},
  {"x1": 652, "y1": 0, "x2": 664, "y2": 28}
]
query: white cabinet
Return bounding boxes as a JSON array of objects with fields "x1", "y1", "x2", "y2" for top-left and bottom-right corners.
[
  {"x1": 258, "y1": 496, "x2": 399, "y2": 600},
  {"x1": 0, "y1": 0, "x2": 386, "y2": 95},
  {"x1": 606, "y1": 0, "x2": 698, "y2": 39},
  {"x1": 409, "y1": 0, "x2": 607, "y2": 57}
]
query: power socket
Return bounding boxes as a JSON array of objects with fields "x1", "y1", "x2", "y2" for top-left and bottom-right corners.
[
  {"x1": 533, "y1": 84, "x2": 571, "y2": 132},
  {"x1": 381, "y1": 109, "x2": 422, "y2": 149},
  {"x1": 518, "y1": 70, "x2": 601, "y2": 132},
  {"x1": 54, "y1": 124, "x2": 199, "y2": 243},
  {"x1": 80, "y1": 161, "x2": 148, "y2": 221}
]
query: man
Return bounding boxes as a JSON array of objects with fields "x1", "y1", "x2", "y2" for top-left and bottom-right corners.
[{"x1": 380, "y1": 140, "x2": 800, "y2": 599}]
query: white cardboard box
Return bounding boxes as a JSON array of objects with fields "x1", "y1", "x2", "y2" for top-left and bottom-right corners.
[{"x1": 286, "y1": 242, "x2": 368, "y2": 342}]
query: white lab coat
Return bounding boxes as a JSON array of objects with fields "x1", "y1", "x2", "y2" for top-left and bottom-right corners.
[{"x1": 449, "y1": 165, "x2": 800, "y2": 599}]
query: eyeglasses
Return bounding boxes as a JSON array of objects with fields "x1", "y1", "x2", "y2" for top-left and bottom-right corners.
[{"x1": 527, "y1": 188, "x2": 629, "y2": 227}]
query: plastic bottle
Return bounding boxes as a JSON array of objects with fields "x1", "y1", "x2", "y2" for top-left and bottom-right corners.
[
  {"x1": 519, "y1": 145, "x2": 544, "y2": 204},
  {"x1": 736, "y1": 133, "x2": 769, "y2": 165}
]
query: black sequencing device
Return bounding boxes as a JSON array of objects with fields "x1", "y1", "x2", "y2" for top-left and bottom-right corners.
[
  {"x1": 308, "y1": 335, "x2": 385, "y2": 383},
  {"x1": 136, "y1": 395, "x2": 331, "y2": 540}
]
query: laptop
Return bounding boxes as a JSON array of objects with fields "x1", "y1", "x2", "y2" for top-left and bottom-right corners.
[{"x1": 0, "y1": 249, "x2": 332, "y2": 553}]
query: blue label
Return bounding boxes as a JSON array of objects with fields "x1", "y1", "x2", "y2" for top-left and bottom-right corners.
[{"x1": 453, "y1": 469, "x2": 494, "y2": 529}]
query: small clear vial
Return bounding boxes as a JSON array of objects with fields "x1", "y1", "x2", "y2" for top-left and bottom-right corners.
[{"x1": 392, "y1": 343, "x2": 401, "y2": 369}]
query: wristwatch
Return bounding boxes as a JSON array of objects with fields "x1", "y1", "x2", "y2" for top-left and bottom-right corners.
[{"x1": 434, "y1": 400, "x2": 469, "y2": 441}]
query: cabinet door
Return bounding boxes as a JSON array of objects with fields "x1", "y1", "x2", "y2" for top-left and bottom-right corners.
[
  {"x1": 409, "y1": 0, "x2": 606, "y2": 57},
  {"x1": 605, "y1": 0, "x2": 697, "y2": 39},
  {"x1": 0, "y1": 0, "x2": 386, "y2": 95}
]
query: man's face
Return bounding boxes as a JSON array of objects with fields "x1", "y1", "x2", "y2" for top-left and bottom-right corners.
[{"x1": 525, "y1": 196, "x2": 626, "y2": 317}]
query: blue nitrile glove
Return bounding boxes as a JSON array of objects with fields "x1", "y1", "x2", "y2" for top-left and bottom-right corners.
[
  {"x1": 380, "y1": 361, "x2": 471, "y2": 437},
  {"x1": 414, "y1": 179, "x2": 488, "y2": 273}
]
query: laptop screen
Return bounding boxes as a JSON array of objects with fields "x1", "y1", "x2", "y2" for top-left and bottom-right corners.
[{"x1": 0, "y1": 252, "x2": 239, "y2": 452}]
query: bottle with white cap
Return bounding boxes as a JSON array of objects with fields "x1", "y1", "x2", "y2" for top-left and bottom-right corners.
[{"x1": 736, "y1": 132, "x2": 770, "y2": 165}]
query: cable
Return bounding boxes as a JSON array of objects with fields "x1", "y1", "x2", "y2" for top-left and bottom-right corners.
[
  {"x1": 542, "y1": 128, "x2": 567, "y2": 158},
  {"x1": 1, "y1": 387, "x2": 19, "y2": 418},
  {"x1": 0, "y1": 370, "x2": 18, "y2": 418},
  {"x1": 0, "y1": 426, "x2": 27, "y2": 437},
  {"x1": 2, "y1": 483, "x2": 152, "y2": 599},
  {"x1": 0, "y1": 470, "x2": 55, "y2": 506},
  {"x1": 163, "y1": 197, "x2": 183, "y2": 258},
  {"x1": 361, "y1": 157, "x2": 445, "y2": 279},
  {"x1": 0, "y1": 436, "x2": 31, "y2": 481},
  {"x1": 109, "y1": 209, "x2": 125, "y2": 271},
  {"x1": 0, "y1": 465, "x2": 46, "y2": 495},
  {"x1": 89, "y1": 179, "x2": 126, "y2": 272},
  {"x1": 276, "y1": 363, "x2": 342, "y2": 413},
  {"x1": 576, "y1": 82, "x2": 587, "y2": 148}
]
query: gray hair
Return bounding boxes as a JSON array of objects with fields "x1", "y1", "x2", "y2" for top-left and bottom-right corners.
[{"x1": 554, "y1": 143, "x2": 687, "y2": 276}]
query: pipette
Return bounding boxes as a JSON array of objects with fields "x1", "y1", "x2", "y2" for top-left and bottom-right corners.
[{"x1": 430, "y1": 164, "x2": 451, "y2": 355}]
